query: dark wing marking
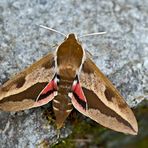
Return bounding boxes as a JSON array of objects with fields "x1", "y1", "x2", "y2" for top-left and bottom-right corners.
[
  {"x1": 0, "y1": 52, "x2": 55, "y2": 111},
  {"x1": 72, "y1": 58, "x2": 138, "y2": 135}
]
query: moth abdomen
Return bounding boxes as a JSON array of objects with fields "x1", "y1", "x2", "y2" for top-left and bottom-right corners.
[
  {"x1": 53, "y1": 95, "x2": 73, "y2": 111},
  {"x1": 53, "y1": 95, "x2": 73, "y2": 129}
]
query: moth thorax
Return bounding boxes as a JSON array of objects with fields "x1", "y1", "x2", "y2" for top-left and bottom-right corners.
[
  {"x1": 59, "y1": 66, "x2": 76, "y2": 80},
  {"x1": 56, "y1": 33, "x2": 84, "y2": 75}
]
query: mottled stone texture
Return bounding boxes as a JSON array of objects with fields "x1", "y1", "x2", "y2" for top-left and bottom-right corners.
[{"x1": 0, "y1": 0, "x2": 147, "y2": 147}]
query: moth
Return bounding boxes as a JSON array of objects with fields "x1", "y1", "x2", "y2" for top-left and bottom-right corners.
[{"x1": 0, "y1": 26, "x2": 138, "y2": 135}]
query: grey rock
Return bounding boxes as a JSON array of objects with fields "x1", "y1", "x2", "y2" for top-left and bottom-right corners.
[{"x1": 0, "y1": 0, "x2": 147, "y2": 147}]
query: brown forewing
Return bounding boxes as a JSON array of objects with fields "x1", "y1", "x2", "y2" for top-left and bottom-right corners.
[
  {"x1": 0, "y1": 52, "x2": 55, "y2": 111},
  {"x1": 79, "y1": 57, "x2": 138, "y2": 135}
]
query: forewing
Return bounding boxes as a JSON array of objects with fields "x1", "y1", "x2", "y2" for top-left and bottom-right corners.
[
  {"x1": 0, "y1": 52, "x2": 55, "y2": 111},
  {"x1": 73, "y1": 58, "x2": 138, "y2": 135}
]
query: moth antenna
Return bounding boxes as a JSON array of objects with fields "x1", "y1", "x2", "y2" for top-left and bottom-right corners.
[
  {"x1": 79, "y1": 32, "x2": 106, "y2": 38},
  {"x1": 39, "y1": 25, "x2": 67, "y2": 37}
]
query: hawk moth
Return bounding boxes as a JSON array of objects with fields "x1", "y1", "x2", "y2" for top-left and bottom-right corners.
[{"x1": 0, "y1": 32, "x2": 138, "y2": 135}]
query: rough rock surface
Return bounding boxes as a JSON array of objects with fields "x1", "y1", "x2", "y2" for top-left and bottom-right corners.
[{"x1": 0, "y1": 0, "x2": 147, "y2": 147}]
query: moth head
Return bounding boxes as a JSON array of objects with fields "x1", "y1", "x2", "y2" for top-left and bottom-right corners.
[{"x1": 56, "y1": 33, "x2": 84, "y2": 79}]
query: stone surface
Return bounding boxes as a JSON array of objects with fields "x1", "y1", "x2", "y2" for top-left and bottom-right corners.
[{"x1": 0, "y1": 0, "x2": 147, "y2": 147}]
